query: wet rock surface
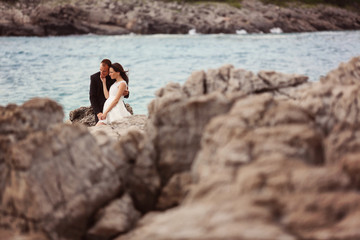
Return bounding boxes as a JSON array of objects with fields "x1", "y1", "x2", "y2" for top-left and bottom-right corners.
[
  {"x1": 2, "y1": 56, "x2": 360, "y2": 240},
  {"x1": 0, "y1": 0, "x2": 359, "y2": 36}
]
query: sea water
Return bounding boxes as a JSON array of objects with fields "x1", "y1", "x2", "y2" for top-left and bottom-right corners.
[{"x1": 1, "y1": 31, "x2": 360, "y2": 118}]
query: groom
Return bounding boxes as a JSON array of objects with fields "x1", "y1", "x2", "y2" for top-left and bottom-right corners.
[{"x1": 89, "y1": 59, "x2": 129, "y2": 123}]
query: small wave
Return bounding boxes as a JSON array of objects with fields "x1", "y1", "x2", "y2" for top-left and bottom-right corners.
[
  {"x1": 236, "y1": 29, "x2": 248, "y2": 35},
  {"x1": 270, "y1": 27, "x2": 283, "y2": 34},
  {"x1": 188, "y1": 29, "x2": 197, "y2": 35}
]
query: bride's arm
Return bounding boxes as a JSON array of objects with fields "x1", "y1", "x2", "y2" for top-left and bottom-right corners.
[
  {"x1": 103, "y1": 82, "x2": 126, "y2": 117},
  {"x1": 102, "y1": 80, "x2": 110, "y2": 99}
]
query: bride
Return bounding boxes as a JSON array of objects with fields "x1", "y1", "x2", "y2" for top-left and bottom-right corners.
[{"x1": 96, "y1": 62, "x2": 131, "y2": 126}]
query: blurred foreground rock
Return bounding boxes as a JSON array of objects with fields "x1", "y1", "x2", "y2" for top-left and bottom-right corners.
[
  {"x1": 118, "y1": 56, "x2": 360, "y2": 240},
  {"x1": 0, "y1": 0, "x2": 359, "y2": 36},
  {"x1": 0, "y1": 100, "x2": 156, "y2": 239},
  {"x1": 1, "y1": 56, "x2": 360, "y2": 240}
]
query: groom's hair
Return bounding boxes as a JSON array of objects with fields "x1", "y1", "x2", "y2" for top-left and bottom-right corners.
[{"x1": 101, "y1": 59, "x2": 112, "y2": 68}]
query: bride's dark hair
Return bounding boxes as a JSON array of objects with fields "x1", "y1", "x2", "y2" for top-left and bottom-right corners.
[{"x1": 111, "y1": 63, "x2": 129, "y2": 85}]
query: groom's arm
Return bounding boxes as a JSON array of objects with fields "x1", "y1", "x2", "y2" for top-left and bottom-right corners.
[{"x1": 124, "y1": 90, "x2": 129, "y2": 98}]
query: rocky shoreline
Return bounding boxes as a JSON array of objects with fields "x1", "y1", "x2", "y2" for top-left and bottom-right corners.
[
  {"x1": 1, "y1": 0, "x2": 360, "y2": 36},
  {"x1": 1, "y1": 56, "x2": 360, "y2": 239}
]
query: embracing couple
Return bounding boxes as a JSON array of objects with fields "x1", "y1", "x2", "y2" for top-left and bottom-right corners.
[{"x1": 89, "y1": 59, "x2": 131, "y2": 126}]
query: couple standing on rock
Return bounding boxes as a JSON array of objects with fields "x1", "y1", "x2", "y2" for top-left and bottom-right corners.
[{"x1": 89, "y1": 59, "x2": 131, "y2": 126}]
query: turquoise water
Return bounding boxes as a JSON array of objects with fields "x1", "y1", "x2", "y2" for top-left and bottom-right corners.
[{"x1": 1, "y1": 31, "x2": 360, "y2": 118}]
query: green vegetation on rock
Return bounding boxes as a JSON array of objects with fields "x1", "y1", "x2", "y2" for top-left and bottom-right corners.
[
  {"x1": 166, "y1": 0, "x2": 359, "y2": 10},
  {"x1": 260, "y1": 0, "x2": 360, "y2": 8},
  {"x1": 165, "y1": 0, "x2": 242, "y2": 9}
]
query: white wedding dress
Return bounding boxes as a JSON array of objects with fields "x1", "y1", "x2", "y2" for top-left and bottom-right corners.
[{"x1": 99, "y1": 80, "x2": 131, "y2": 124}]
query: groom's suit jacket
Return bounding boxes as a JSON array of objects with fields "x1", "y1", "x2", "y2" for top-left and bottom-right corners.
[{"x1": 89, "y1": 72, "x2": 115, "y2": 122}]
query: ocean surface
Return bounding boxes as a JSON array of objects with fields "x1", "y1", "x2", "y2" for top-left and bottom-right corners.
[{"x1": 1, "y1": 31, "x2": 360, "y2": 119}]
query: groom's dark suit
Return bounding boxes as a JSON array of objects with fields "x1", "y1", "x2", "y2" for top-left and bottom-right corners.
[{"x1": 89, "y1": 72, "x2": 115, "y2": 123}]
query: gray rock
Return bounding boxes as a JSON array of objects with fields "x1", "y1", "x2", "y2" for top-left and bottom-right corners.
[
  {"x1": 0, "y1": 230, "x2": 48, "y2": 240},
  {"x1": 300, "y1": 57, "x2": 360, "y2": 134},
  {"x1": 88, "y1": 115, "x2": 147, "y2": 142},
  {"x1": 1, "y1": 0, "x2": 360, "y2": 36},
  {"x1": 147, "y1": 89, "x2": 233, "y2": 185},
  {"x1": 116, "y1": 58, "x2": 360, "y2": 240},
  {"x1": 156, "y1": 172, "x2": 192, "y2": 210},
  {"x1": 87, "y1": 193, "x2": 141, "y2": 240},
  {"x1": 113, "y1": 127, "x2": 160, "y2": 213},
  {"x1": 0, "y1": 99, "x2": 126, "y2": 240},
  {"x1": 69, "y1": 103, "x2": 133, "y2": 127},
  {"x1": 145, "y1": 64, "x2": 310, "y2": 188},
  {"x1": 0, "y1": 99, "x2": 152, "y2": 240},
  {"x1": 182, "y1": 64, "x2": 308, "y2": 97},
  {"x1": 320, "y1": 56, "x2": 360, "y2": 86},
  {"x1": 69, "y1": 106, "x2": 96, "y2": 126},
  {"x1": 3, "y1": 57, "x2": 360, "y2": 240},
  {"x1": 0, "y1": 98, "x2": 63, "y2": 164},
  {"x1": 192, "y1": 93, "x2": 324, "y2": 184}
]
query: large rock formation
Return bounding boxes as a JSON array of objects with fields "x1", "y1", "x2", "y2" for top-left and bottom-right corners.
[
  {"x1": 2, "y1": 56, "x2": 360, "y2": 240},
  {"x1": 145, "y1": 64, "x2": 310, "y2": 186},
  {"x1": 0, "y1": 0, "x2": 359, "y2": 36},
  {"x1": 0, "y1": 99, "x2": 155, "y2": 240},
  {"x1": 115, "y1": 57, "x2": 360, "y2": 240}
]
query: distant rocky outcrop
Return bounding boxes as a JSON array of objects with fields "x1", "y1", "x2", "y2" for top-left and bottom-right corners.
[
  {"x1": 1, "y1": 56, "x2": 360, "y2": 240},
  {"x1": 0, "y1": 0, "x2": 360, "y2": 36}
]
